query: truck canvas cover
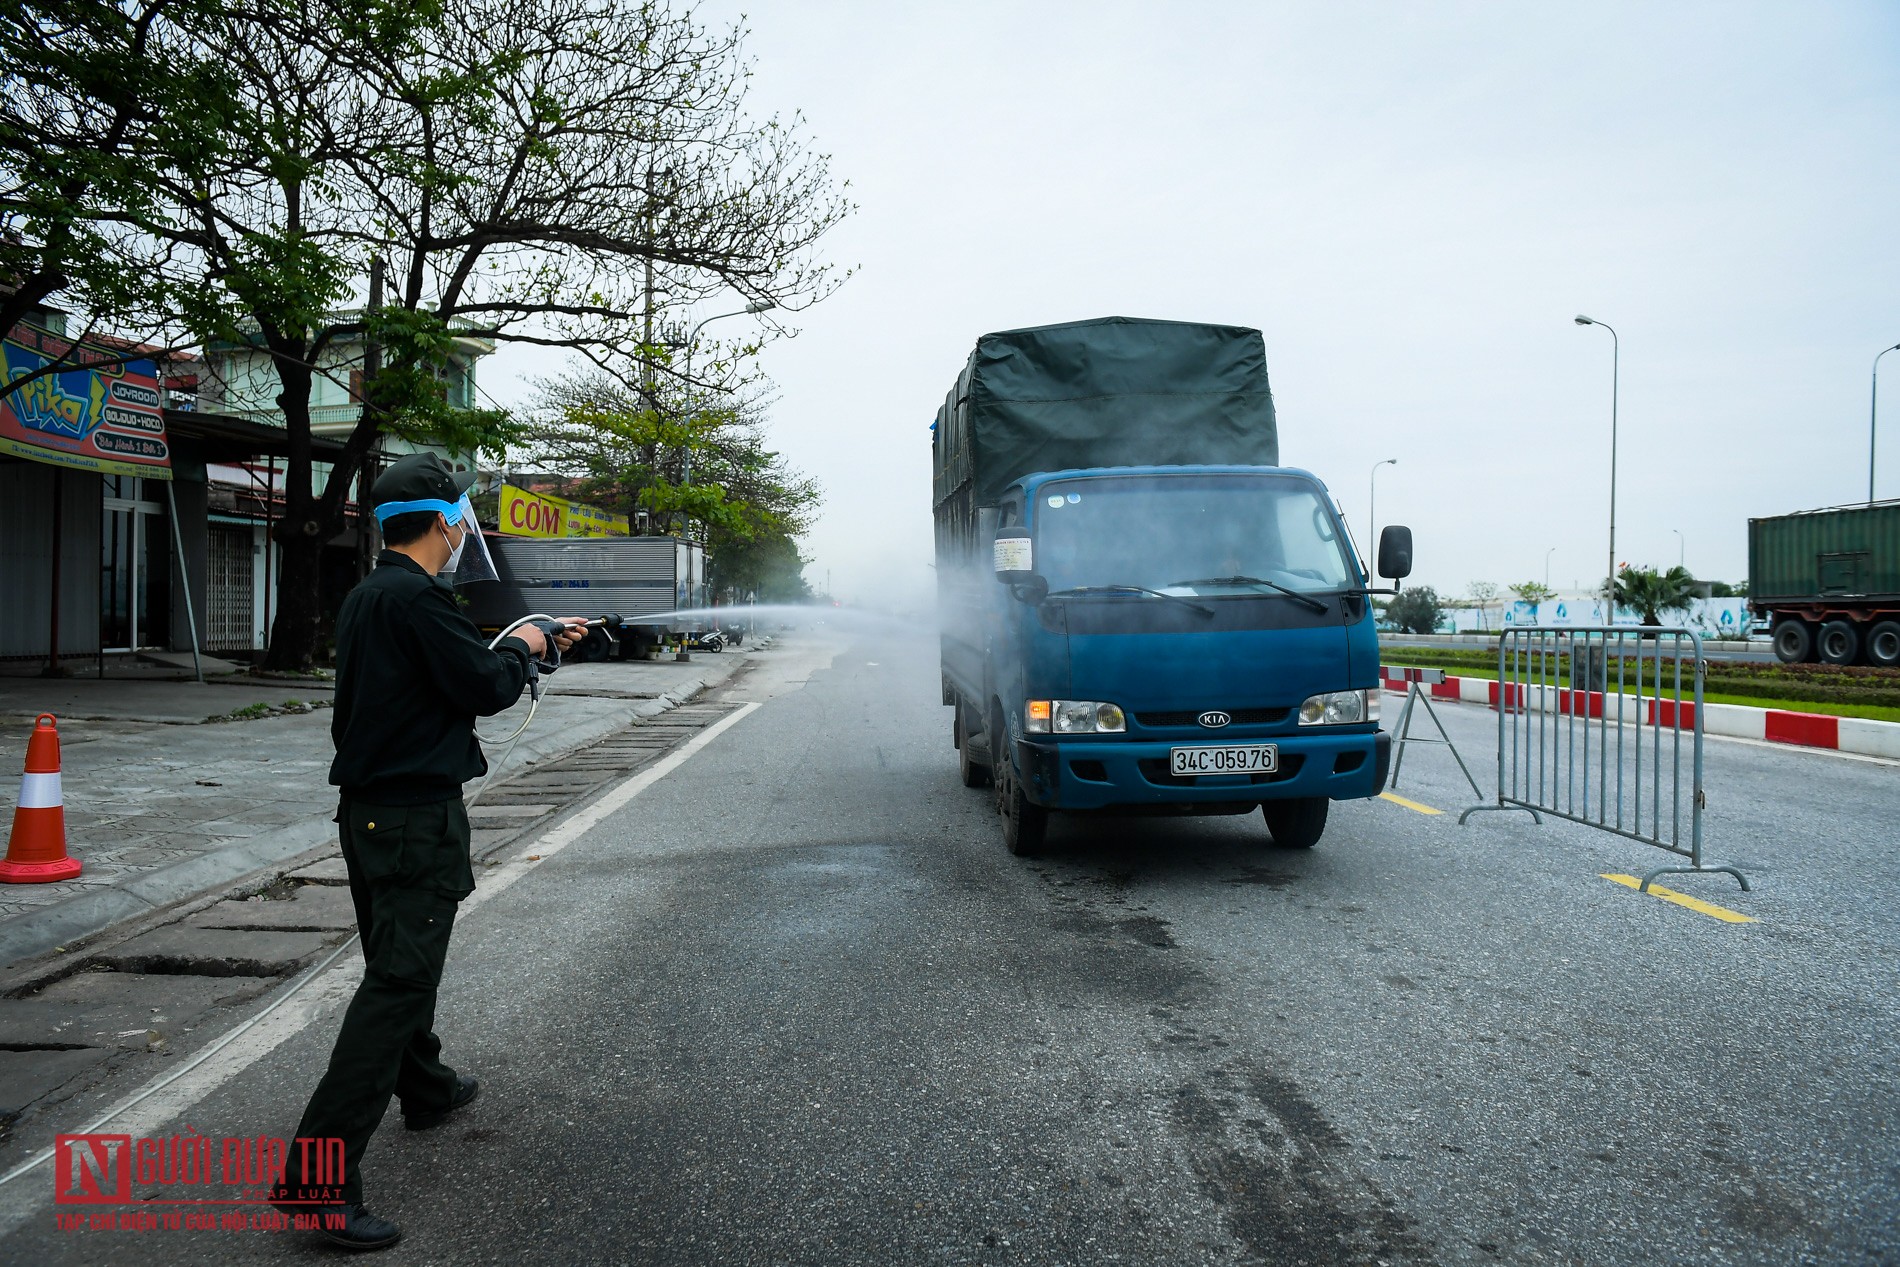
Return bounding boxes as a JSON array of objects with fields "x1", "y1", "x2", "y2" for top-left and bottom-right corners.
[{"x1": 933, "y1": 316, "x2": 1278, "y2": 509}]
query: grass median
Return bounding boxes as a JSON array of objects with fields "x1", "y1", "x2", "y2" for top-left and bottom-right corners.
[{"x1": 1379, "y1": 646, "x2": 1900, "y2": 724}]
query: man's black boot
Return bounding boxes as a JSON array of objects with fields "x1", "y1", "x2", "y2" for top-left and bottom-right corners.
[
  {"x1": 315, "y1": 1203, "x2": 403, "y2": 1252},
  {"x1": 404, "y1": 1074, "x2": 479, "y2": 1131}
]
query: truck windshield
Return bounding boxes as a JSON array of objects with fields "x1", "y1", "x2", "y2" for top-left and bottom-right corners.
[{"x1": 1033, "y1": 474, "x2": 1354, "y2": 598}]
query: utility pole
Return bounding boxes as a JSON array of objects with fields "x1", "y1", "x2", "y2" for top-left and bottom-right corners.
[
  {"x1": 1367, "y1": 458, "x2": 1396, "y2": 572},
  {"x1": 362, "y1": 257, "x2": 385, "y2": 578},
  {"x1": 675, "y1": 300, "x2": 775, "y2": 546},
  {"x1": 1575, "y1": 316, "x2": 1619, "y2": 614},
  {"x1": 1873, "y1": 342, "x2": 1900, "y2": 503}
]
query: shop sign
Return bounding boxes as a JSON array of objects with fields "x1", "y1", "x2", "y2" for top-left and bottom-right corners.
[
  {"x1": 498, "y1": 483, "x2": 628, "y2": 538},
  {"x1": 1, "y1": 323, "x2": 172, "y2": 478}
]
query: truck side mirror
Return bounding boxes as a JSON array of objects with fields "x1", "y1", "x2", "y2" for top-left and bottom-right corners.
[
  {"x1": 993, "y1": 528, "x2": 1033, "y2": 583},
  {"x1": 1377, "y1": 525, "x2": 1413, "y2": 581},
  {"x1": 993, "y1": 528, "x2": 1046, "y2": 601}
]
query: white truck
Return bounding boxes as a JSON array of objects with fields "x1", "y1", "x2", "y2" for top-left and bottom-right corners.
[{"x1": 460, "y1": 534, "x2": 711, "y2": 660}]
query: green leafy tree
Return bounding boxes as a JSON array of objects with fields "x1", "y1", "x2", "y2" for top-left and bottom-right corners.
[
  {"x1": 518, "y1": 369, "x2": 820, "y2": 604},
  {"x1": 1613, "y1": 564, "x2": 1697, "y2": 626},
  {"x1": 712, "y1": 531, "x2": 812, "y2": 604},
  {"x1": 17, "y1": 0, "x2": 850, "y2": 667},
  {"x1": 153, "y1": 0, "x2": 505, "y2": 667},
  {"x1": 523, "y1": 371, "x2": 819, "y2": 539},
  {"x1": 1510, "y1": 581, "x2": 1555, "y2": 606},
  {"x1": 0, "y1": 0, "x2": 250, "y2": 393},
  {"x1": 1382, "y1": 586, "x2": 1444, "y2": 635}
]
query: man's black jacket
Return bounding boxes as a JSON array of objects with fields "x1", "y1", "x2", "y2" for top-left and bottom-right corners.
[{"x1": 329, "y1": 550, "x2": 533, "y2": 804}]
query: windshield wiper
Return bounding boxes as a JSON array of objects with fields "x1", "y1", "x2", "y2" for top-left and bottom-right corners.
[
  {"x1": 1169, "y1": 575, "x2": 1329, "y2": 614},
  {"x1": 1046, "y1": 585, "x2": 1215, "y2": 617}
]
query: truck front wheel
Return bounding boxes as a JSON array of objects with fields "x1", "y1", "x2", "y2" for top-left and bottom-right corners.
[
  {"x1": 997, "y1": 760, "x2": 1048, "y2": 856},
  {"x1": 1818, "y1": 619, "x2": 1860, "y2": 666},
  {"x1": 1262, "y1": 798, "x2": 1328, "y2": 849},
  {"x1": 1772, "y1": 620, "x2": 1814, "y2": 664},
  {"x1": 957, "y1": 702, "x2": 991, "y2": 788},
  {"x1": 990, "y1": 708, "x2": 1046, "y2": 855}
]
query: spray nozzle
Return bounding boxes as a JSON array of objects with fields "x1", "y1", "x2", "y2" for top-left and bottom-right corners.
[{"x1": 526, "y1": 614, "x2": 626, "y2": 675}]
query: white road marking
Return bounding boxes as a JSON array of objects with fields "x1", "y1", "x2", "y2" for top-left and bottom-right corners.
[{"x1": 458, "y1": 702, "x2": 760, "y2": 918}]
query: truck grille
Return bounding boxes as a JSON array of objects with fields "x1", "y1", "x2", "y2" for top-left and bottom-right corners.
[{"x1": 1135, "y1": 707, "x2": 1290, "y2": 727}]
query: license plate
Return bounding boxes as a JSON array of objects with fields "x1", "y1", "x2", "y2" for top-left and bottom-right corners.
[{"x1": 1169, "y1": 744, "x2": 1279, "y2": 776}]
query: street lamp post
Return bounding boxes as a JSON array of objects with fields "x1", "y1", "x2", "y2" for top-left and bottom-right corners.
[
  {"x1": 1872, "y1": 342, "x2": 1900, "y2": 503},
  {"x1": 1575, "y1": 315, "x2": 1619, "y2": 614},
  {"x1": 1672, "y1": 528, "x2": 1683, "y2": 570},
  {"x1": 1367, "y1": 458, "x2": 1396, "y2": 573},
  {"x1": 679, "y1": 299, "x2": 775, "y2": 490},
  {"x1": 1545, "y1": 546, "x2": 1556, "y2": 589}
]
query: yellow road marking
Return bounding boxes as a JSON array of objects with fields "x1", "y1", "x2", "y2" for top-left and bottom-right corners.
[
  {"x1": 1379, "y1": 792, "x2": 1442, "y2": 815},
  {"x1": 1602, "y1": 874, "x2": 1756, "y2": 923}
]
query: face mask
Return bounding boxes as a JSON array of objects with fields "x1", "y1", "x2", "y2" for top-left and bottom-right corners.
[{"x1": 440, "y1": 520, "x2": 467, "y2": 576}]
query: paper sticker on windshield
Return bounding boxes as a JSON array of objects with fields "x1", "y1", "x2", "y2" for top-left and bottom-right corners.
[
  {"x1": 994, "y1": 537, "x2": 1033, "y2": 573},
  {"x1": 1047, "y1": 495, "x2": 1064, "y2": 508}
]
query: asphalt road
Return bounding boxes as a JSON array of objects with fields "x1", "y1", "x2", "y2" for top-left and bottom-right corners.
[{"x1": 4, "y1": 626, "x2": 1895, "y2": 1265}]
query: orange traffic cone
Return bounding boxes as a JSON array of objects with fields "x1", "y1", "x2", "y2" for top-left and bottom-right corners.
[{"x1": 1, "y1": 714, "x2": 81, "y2": 883}]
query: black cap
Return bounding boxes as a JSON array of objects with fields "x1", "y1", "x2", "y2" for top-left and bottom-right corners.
[{"x1": 370, "y1": 452, "x2": 477, "y2": 512}]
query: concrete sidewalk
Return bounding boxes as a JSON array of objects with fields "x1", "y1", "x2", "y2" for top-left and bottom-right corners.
[
  {"x1": 0, "y1": 673, "x2": 338, "y2": 726},
  {"x1": 0, "y1": 646, "x2": 762, "y2": 967}
]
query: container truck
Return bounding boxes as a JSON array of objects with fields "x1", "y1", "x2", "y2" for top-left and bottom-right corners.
[
  {"x1": 1748, "y1": 501, "x2": 1900, "y2": 666},
  {"x1": 459, "y1": 534, "x2": 710, "y2": 660},
  {"x1": 934, "y1": 316, "x2": 1413, "y2": 855}
]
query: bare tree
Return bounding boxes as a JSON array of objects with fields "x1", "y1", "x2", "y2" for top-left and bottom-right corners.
[{"x1": 1466, "y1": 580, "x2": 1501, "y2": 632}]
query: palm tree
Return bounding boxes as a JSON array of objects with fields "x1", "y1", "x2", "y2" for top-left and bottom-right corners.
[{"x1": 1612, "y1": 564, "x2": 1697, "y2": 626}]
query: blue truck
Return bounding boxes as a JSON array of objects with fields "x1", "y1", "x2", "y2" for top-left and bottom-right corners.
[{"x1": 933, "y1": 316, "x2": 1413, "y2": 854}]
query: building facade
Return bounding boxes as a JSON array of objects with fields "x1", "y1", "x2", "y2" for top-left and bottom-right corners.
[{"x1": 0, "y1": 305, "x2": 492, "y2": 667}]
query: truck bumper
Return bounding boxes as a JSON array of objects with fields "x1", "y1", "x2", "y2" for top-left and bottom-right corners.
[{"x1": 1015, "y1": 728, "x2": 1388, "y2": 812}]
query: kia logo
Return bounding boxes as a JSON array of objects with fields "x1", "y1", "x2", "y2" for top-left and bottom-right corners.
[{"x1": 1197, "y1": 710, "x2": 1231, "y2": 728}]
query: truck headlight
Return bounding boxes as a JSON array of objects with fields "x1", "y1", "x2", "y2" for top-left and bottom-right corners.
[
  {"x1": 1026, "y1": 701, "x2": 1127, "y2": 734},
  {"x1": 1298, "y1": 689, "x2": 1378, "y2": 726}
]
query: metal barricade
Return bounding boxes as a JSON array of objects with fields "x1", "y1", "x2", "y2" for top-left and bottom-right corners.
[
  {"x1": 1458, "y1": 626, "x2": 1749, "y2": 892},
  {"x1": 1385, "y1": 666, "x2": 1484, "y2": 799}
]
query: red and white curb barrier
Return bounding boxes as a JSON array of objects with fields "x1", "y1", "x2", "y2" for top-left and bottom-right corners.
[{"x1": 1379, "y1": 667, "x2": 1900, "y2": 761}]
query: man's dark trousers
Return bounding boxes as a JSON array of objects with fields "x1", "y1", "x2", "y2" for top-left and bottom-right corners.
[{"x1": 280, "y1": 796, "x2": 474, "y2": 1204}]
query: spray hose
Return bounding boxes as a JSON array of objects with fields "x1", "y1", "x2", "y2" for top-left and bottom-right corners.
[{"x1": 468, "y1": 613, "x2": 625, "y2": 805}]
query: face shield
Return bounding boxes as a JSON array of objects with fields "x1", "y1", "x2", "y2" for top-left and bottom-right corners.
[{"x1": 446, "y1": 492, "x2": 498, "y2": 587}]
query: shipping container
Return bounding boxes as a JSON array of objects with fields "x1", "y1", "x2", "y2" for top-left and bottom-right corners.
[{"x1": 1748, "y1": 500, "x2": 1900, "y2": 666}]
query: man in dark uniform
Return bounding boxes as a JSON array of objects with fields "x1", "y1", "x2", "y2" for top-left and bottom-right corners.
[{"x1": 273, "y1": 452, "x2": 583, "y2": 1251}]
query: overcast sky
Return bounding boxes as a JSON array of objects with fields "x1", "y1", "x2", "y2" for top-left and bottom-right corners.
[{"x1": 485, "y1": 1, "x2": 1900, "y2": 608}]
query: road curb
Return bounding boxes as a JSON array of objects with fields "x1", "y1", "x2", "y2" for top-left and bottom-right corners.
[
  {"x1": 0, "y1": 818, "x2": 337, "y2": 971},
  {"x1": 0, "y1": 660, "x2": 740, "y2": 975},
  {"x1": 1379, "y1": 667, "x2": 1900, "y2": 759}
]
